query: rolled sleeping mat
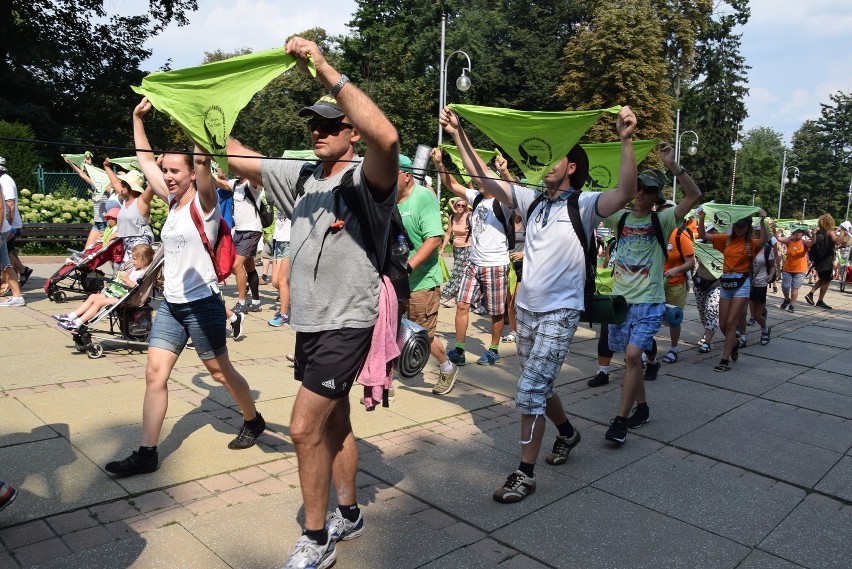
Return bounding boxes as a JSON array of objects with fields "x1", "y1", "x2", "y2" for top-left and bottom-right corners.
[
  {"x1": 663, "y1": 304, "x2": 684, "y2": 327},
  {"x1": 395, "y1": 318, "x2": 430, "y2": 379}
]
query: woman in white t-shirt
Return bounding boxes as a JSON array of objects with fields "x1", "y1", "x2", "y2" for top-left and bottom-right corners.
[
  {"x1": 267, "y1": 208, "x2": 292, "y2": 326},
  {"x1": 103, "y1": 97, "x2": 265, "y2": 477}
]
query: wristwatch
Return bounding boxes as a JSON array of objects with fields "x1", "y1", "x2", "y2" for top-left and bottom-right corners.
[
  {"x1": 674, "y1": 165, "x2": 687, "y2": 176},
  {"x1": 330, "y1": 74, "x2": 350, "y2": 98}
]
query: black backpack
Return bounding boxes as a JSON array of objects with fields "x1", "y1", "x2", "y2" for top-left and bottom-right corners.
[
  {"x1": 808, "y1": 231, "x2": 832, "y2": 263},
  {"x1": 295, "y1": 162, "x2": 411, "y2": 300},
  {"x1": 469, "y1": 193, "x2": 516, "y2": 250}
]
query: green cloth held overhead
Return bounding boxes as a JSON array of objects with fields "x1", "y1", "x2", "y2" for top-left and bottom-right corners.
[
  {"x1": 449, "y1": 103, "x2": 621, "y2": 185},
  {"x1": 699, "y1": 203, "x2": 760, "y2": 232},
  {"x1": 581, "y1": 140, "x2": 659, "y2": 191},
  {"x1": 83, "y1": 164, "x2": 114, "y2": 199},
  {"x1": 437, "y1": 144, "x2": 498, "y2": 185},
  {"x1": 109, "y1": 156, "x2": 141, "y2": 172},
  {"x1": 62, "y1": 153, "x2": 91, "y2": 170},
  {"x1": 692, "y1": 241, "x2": 725, "y2": 279},
  {"x1": 133, "y1": 49, "x2": 316, "y2": 173},
  {"x1": 282, "y1": 150, "x2": 319, "y2": 161}
]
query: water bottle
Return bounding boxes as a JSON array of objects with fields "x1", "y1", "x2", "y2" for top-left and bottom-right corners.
[{"x1": 391, "y1": 235, "x2": 410, "y2": 267}]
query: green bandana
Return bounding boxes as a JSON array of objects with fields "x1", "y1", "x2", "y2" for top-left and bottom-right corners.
[
  {"x1": 133, "y1": 49, "x2": 316, "y2": 172},
  {"x1": 109, "y1": 156, "x2": 141, "y2": 172},
  {"x1": 698, "y1": 203, "x2": 760, "y2": 232},
  {"x1": 62, "y1": 153, "x2": 89, "y2": 170},
  {"x1": 282, "y1": 150, "x2": 319, "y2": 161},
  {"x1": 83, "y1": 164, "x2": 114, "y2": 199},
  {"x1": 693, "y1": 241, "x2": 725, "y2": 279},
  {"x1": 581, "y1": 140, "x2": 659, "y2": 191},
  {"x1": 450, "y1": 104, "x2": 621, "y2": 185},
  {"x1": 437, "y1": 144, "x2": 498, "y2": 184}
]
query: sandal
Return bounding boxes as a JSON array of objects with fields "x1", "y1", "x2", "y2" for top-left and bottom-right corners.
[
  {"x1": 760, "y1": 327, "x2": 771, "y2": 346},
  {"x1": 698, "y1": 342, "x2": 711, "y2": 354},
  {"x1": 714, "y1": 363, "x2": 730, "y2": 372},
  {"x1": 662, "y1": 349, "x2": 679, "y2": 363}
]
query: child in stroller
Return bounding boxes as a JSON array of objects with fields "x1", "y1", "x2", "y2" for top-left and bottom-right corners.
[{"x1": 53, "y1": 243, "x2": 154, "y2": 332}]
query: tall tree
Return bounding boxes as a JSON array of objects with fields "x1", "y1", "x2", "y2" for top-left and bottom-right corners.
[
  {"x1": 556, "y1": 0, "x2": 674, "y2": 144},
  {"x1": 736, "y1": 126, "x2": 785, "y2": 210}
]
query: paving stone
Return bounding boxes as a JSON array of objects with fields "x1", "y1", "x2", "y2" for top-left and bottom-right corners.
[
  {"x1": 45, "y1": 510, "x2": 99, "y2": 535},
  {"x1": 746, "y1": 336, "x2": 844, "y2": 368},
  {"x1": 418, "y1": 547, "x2": 503, "y2": 569},
  {"x1": 760, "y1": 493, "x2": 852, "y2": 569},
  {"x1": 413, "y1": 507, "x2": 457, "y2": 529},
  {"x1": 814, "y1": 348, "x2": 852, "y2": 376},
  {"x1": 61, "y1": 525, "x2": 115, "y2": 552},
  {"x1": 131, "y1": 490, "x2": 177, "y2": 513},
  {"x1": 789, "y1": 368, "x2": 852, "y2": 398},
  {"x1": 0, "y1": 520, "x2": 54, "y2": 550},
  {"x1": 164, "y1": 481, "x2": 211, "y2": 503},
  {"x1": 442, "y1": 521, "x2": 486, "y2": 545},
  {"x1": 11, "y1": 537, "x2": 70, "y2": 567},
  {"x1": 778, "y1": 324, "x2": 851, "y2": 348},
  {"x1": 493, "y1": 487, "x2": 748, "y2": 569},
  {"x1": 468, "y1": 538, "x2": 517, "y2": 563},
  {"x1": 735, "y1": 550, "x2": 804, "y2": 569},
  {"x1": 666, "y1": 355, "x2": 807, "y2": 396},
  {"x1": 0, "y1": 552, "x2": 16, "y2": 569},
  {"x1": 500, "y1": 554, "x2": 552, "y2": 569},
  {"x1": 815, "y1": 455, "x2": 852, "y2": 502},
  {"x1": 0, "y1": 399, "x2": 52, "y2": 446},
  {"x1": 89, "y1": 501, "x2": 138, "y2": 524},
  {"x1": 593, "y1": 451, "x2": 804, "y2": 546},
  {"x1": 761, "y1": 382, "x2": 852, "y2": 419}
]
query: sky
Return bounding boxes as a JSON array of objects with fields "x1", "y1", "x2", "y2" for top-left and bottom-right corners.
[{"x1": 133, "y1": 0, "x2": 852, "y2": 146}]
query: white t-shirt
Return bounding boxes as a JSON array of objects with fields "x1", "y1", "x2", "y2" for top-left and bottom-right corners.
[
  {"x1": 752, "y1": 243, "x2": 775, "y2": 287},
  {"x1": 1, "y1": 194, "x2": 9, "y2": 233},
  {"x1": 1, "y1": 173, "x2": 22, "y2": 230},
  {"x1": 231, "y1": 180, "x2": 263, "y2": 232},
  {"x1": 513, "y1": 186, "x2": 603, "y2": 312},
  {"x1": 160, "y1": 193, "x2": 221, "y2": 303},
  {"x1": 465, "y1": 189, "x2": 510, "y2": 267},
  {"x1": 273, "y1": 210, "x2": 291, "y2": 242}
]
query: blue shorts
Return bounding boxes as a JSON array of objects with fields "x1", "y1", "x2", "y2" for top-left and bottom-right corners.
[
  {"x1": 719, "y1": 272, "x2": 751, "y2": 300},
  {"x1": 273, "y1": 240, "x2": 290, "y2": 260},
  {"x1": 0, "y1": 231, "x2": 11, "y2": 269},
  {"x1": 608, "y1": 303, "x2": 665, "y2": 352},
  {"x1": 148, "y1": 293, "x2": 227, "y2": 360}
]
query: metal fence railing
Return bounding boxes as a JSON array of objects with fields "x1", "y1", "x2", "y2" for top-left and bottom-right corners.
[{"x1": 32, "y1": 165, "x2": 91, "y2": 198}]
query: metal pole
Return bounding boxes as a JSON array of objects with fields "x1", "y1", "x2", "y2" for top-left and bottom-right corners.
[
  {"x1": 435, "y1": 14, "x2": 446, "y2": 200},
  {"x1": 777, "y1": 149, "x2": 787, "y2": 219},
  {"x1": 672, "y1": 108, "x2": 680, "y2": 199},
  {"x1": 802, "y1": 198, "x2": 807, "y2": 218},
  {"x1": 846, "y1": 174, "x2": 852, "y2": 221}
]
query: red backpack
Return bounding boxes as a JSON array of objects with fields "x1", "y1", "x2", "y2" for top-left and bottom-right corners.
[{"x1": 172, "y1": 198, "x2": 235, "y2": 283}]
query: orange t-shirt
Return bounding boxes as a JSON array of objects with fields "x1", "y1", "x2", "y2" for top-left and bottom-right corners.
[
  {"x1": 685, "y1": 218, "x2": 699, "y2": 238},
  {"x1": 784, "y1": 238, "x2": 809, "y2": 273},
  {"x1": 664, "y1": 228, "x2": 695, "y2": 285},
  {"x1": 711, "y1": 234, "x2": 760, "y2": 274}
]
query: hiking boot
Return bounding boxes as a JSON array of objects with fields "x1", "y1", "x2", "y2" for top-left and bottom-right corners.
[
  {"x1": 228, "y1": 413, "x2": 266, "y2": 450},
  {"x1": 644, "y1": 360, "x2": 661, "y2": 381},
  {"x1": 477, "y1": 349, "x2": 500, "y2": 365},
  {"x1": 816, "y1": 300, "x2": 832, "y2": 309},
  {"x1": 230, "y1": 312, "x2": 244, "y2": 339},
  {"x1": 605, "y1": 416, "x2": 628, "y2": 444},
  {"x1": 780, "y1": 299, "x2": 790, "y2": 310},
  {"x1": 626, "y1": 404, "x2": 650, "y2": 429},
  {"x1": 447, "y1": 350, "x2": 466, "y2": 366},
  {"x1": 326, "y1": 507, "x2": 364, "y2": 542},
  {"x1": 268, "y1": 311, "x2": 290, "y2": 327},
  {"x1": 105, "y1": 450, "x2": 159, "y2": 476},
  {"x1": 493, "y1": 470, "x2": 536, "y2": 503},
  {"x1": 0, "y1": 480, "x2": 17, "y2": 512},
  {"x1": 18, "y1": 267, "x2": 33, "y2": 287},
  {"x1": 283, "y1": 535, "x2": 336, "y2": 569},
  {"x1": 804, "y1": 292, "x2": 815, "y2": 305},
  {"x1": 432, "y1": 364, "x2": 459, "y2": 395},
  {"x1": 587, "y1": 370, "x2": 609, "y2": 388},
  {"x1": 545, "y1": 429, "x2": 581, "y2": 465}
]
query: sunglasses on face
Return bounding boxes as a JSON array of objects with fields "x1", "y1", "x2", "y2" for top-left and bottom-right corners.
[{"x1": 307, "y1": 119, "x2": 353, "y2": 135}]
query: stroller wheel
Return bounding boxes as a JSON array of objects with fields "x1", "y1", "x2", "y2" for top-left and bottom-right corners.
[
  {"x1": 87, "y1": 344, "x2": 104, "y2": 359},
  {"x1": 54, "y1": 291, "x2": 67, "y2": 303}
]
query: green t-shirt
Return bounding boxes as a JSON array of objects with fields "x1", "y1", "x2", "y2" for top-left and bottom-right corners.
[
  {"x1": 604, "y1": 207, "x2": 678, "y2": 304},
  {"x1": 397, "y1": 184, "x2": 444, "y2": 292}
]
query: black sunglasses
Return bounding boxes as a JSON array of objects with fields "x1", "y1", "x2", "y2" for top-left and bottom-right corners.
[{"x1": 307, "y1": 119, "x2": 353, "y2": 135}]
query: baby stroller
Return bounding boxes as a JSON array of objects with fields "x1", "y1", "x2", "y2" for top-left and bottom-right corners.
[
  {"x1": 71, "y1": 243, "x2": 162, "y2": 359},
  {"x1": 838, "y1": 247, "x2": 852, "y2": 293},
  {"x1": 44, "y1": 239, "x2": 124, "y2": 302}
]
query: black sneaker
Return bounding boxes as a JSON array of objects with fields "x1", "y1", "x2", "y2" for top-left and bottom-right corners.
[
  {"x1": 644, "y1": 360, "x2": 661, "y2": 381},
  {"x1": 492, "y1": 470, "x2": 536, "y2": 503},
  {"x1": 105, "y1": 450, "x2": 159, "y2": 476},
  {"x1": 626, "y1": 404, "x2": 650, "y2": 429},
  {"x1": 816, "y1": 300, "x2": 832, "y2": 310},
  {"x1": 804, "y1": 292, "x2": 815, "y2": 305},
  {"x1": 230, "y1": 312, "x2": 244, "y2": 339},
  {"x1": 780, "y1": 299, "x2": 790, "y2": 310},
  {"x1": 545, "y1": 429, "x2": 581, "y2": 465},
  {"x1": 587, "y1": 370, "x2": 609, "y2": 387},
  {"x1": 605, "y1": 416, "x2": 628, "y2": 444},
  {"x1": 228, "y1": 413, "x2": 266, "y2": 449}
]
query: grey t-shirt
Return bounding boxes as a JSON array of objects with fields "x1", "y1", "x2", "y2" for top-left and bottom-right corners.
[{"x1": 261, "y1": 159, "x2": 395, "y2": 332}]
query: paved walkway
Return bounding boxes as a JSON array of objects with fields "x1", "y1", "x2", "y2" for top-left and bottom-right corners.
[{"x1": 0, "y1": 259, "x2": 850, "y2": 568}]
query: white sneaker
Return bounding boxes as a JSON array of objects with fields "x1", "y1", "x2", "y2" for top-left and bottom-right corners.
[
  {"x1": 0, "y1": 297, "x2": 25, "y2": 307},
  {"x1": 326, "y1": 507, "x2": 364, "y2": 542},
  {"x1": 501, "y1": 331, "x2": 517, "y2": 343},
  {"x1": 282, "y1": 535, "x2": 336, "y2": 569}
]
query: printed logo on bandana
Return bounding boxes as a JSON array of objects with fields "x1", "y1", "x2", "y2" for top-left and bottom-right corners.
[
  {"x1": 586, "y1": 165, "x2": 613, "y2": 190},
  {"x1": 713, "y1": 211, "x2": 733, "y2": 227},
  {"x1": 518, "y1": 138, "x2": 552, "y2": 172},
  {"x1": 203, "y1": 105, "x2": 227, "y2": 153}
]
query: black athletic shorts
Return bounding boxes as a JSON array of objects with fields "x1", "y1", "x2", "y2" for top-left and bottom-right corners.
[
  {"x1": 749, "y1": 285, "x2": 768, "y2": 304},
  {"x1": 816, "y1": 269, "x2": 832, "y2": 284},
  {"x1": 293, "y1": 327, "x2": 374, "y2": 399}
]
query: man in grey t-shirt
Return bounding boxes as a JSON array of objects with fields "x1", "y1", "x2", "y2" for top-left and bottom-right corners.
[{"x1": 226, "y1": 37, "x2": 398, "y2": 569}]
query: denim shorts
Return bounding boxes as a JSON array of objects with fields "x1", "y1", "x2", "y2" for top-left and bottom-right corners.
[
  {"x1": 719, "y1": 272, "x2": 751, "y2": 299},
  {"x1": 273, "y1": 240, "x2": 290, "y2": 260},
  {"x1": 0, "y1": 231, "x2": 10, "y2": 269},
  {"x1": 782, "y1": 271, "x2": 805, "y2": 291},
  {"x1": 608, "y1": 303, "x2": 665, "y2": 352},
  {"x1": 148, "y1": 292, "x2": 227, "y2": 360}
]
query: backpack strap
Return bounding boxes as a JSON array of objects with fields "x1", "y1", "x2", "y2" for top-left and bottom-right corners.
[
  {"x1": 525, "y1": 193, "x2": 546, "y2": 223},
  {"x1": 650, "y1": 213, "x2": 667, "y2": 255},
  {"x1": 563, "y1": 191, "x2": 596, "y2": 293},
  {"x1": 467, "y1": 193, "x2": 484, "y2": 240},
  {"x1": 172, "y1": 196, "x2": 218, "y2": 274},
  {"x1": 294, "y1": 161, "x2": 321, "y2": 201}
]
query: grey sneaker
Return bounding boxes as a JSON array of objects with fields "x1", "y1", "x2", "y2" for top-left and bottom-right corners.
[
  {"x1": 0, "y1": 297, "x2": 25, "y2": 307},
  {"x1": 545, "y1": 429, "x2": 581, "y2": 465},
  {"x1": 326, "y1": 507, "x2": 364, "y2": 542},
  {"x1": 432, "y1": 363, "x2": 459, "y2": 395},
  {"x1": 493, "y1": 470, "x2": 536, "y2": 503},
  {"x1": 283, "y1": 535, "x2": 336, "y2": 569}
]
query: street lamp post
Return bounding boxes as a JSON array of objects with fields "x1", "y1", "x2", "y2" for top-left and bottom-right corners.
[
  {"x1": 752, "y1": 189, "x2": 758, "y2": 207},
  {"x1": 776, "y1": 149, "x2": 800, "y2": 218},
  {"x1": 845, "y1": 174, "x2": 852, "y2": 221},
  {"x1": 435, "y1": 14, "x2": 472, "y2": 198},
  {"x1": 671, "y1": 108, "x2": 698, "y2": 199},
  {"x1": 802, "y1": 198, "x2": 807, "y2": 219}
]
